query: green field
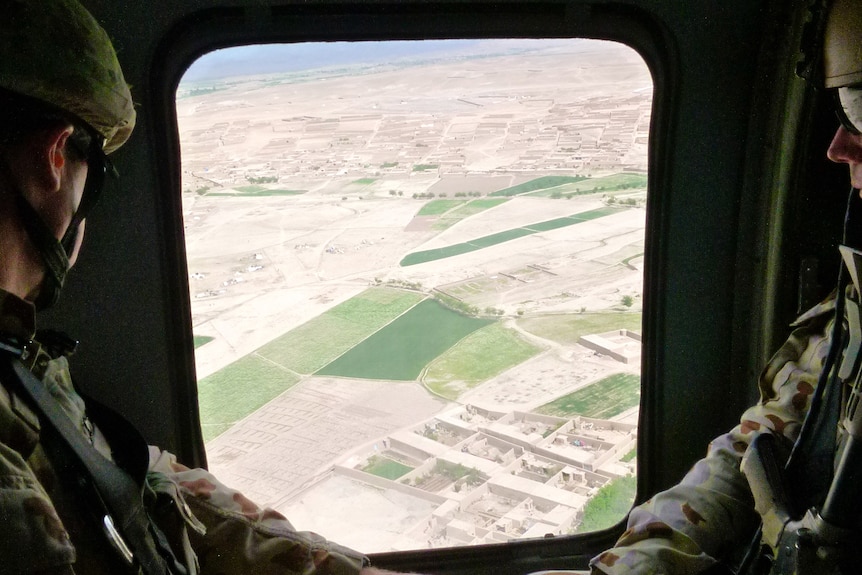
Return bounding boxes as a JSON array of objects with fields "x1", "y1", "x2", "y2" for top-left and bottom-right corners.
[
  {"x1": 433, "y1": 198, "x2": 509, "y2": 230},
  {"x1": 490, "y1": 176, "x2": 588, "y2": 197},
  {"x1": 236, "y1": 185, "x2": 265, "y2": 193},
  {"x1": 449, "y1": 198, "x2": 509, "y2": 215},
  {"x1": 352, "y1": 178, "x2": 376, "y2": 185},
  {"x1": 193, "y1": 335, "x2": 214, "y2": 349},
  {"x1": 526, "y1": 207, "x2": 621, "y2": 231},
  {"x1": 197, "y1": 287, "x2": 424, "y2": 442},
  {"x1": 424, "y1": 323, "x2": 542, "y2": 399},
  {"x1": 362, "y1": 455, "x2": 413, "y2": 480},
  {"x1": 400, "y1": 207, "x2": 624, "y2": 266},
  {"x1": 257, "y1": 287, "x2": 425, "y2": 374},
  {"x1": 400, "y1": 243, "x2": 479, "y2": 266},
  {"x1": 574, "y1": 475, "x2": 636, "y2": 533},
  {"x1": 198, "y1": 355, "x2": 301, "y2": 441},
  {"x1": 526, "y1": 173, "x2": 648, "y2": 198},
  {"x1": 470, "y1": 228, "x2": 535, "y2": 248},
  {"x1": 534, "y1": 373, "x2": 640, "y2": 418},
  {"x1": 518, "y1": 312, "x2": 642, "y2": 346},
  {"x1": 418, "y1": 199, "x2": 467, "y2": 216},
  {"x1": 316, "y1": 299, "x2": 492, "y2": 380}
]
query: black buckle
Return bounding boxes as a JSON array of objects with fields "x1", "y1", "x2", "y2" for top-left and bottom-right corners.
[{"x1": 35, "y1": 329, "x2": 79, "y2": 358}]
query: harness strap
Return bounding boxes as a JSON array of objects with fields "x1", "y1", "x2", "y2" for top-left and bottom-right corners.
[
  {"x1": 80, "y1": 392, "x2": 193, "y2": 575},
  {"x1": 0, "y1": 353, "x2": 178, "y2": 575},
  {"x1": 11, "y1": 191, "x2": 68, "y2": 310}
]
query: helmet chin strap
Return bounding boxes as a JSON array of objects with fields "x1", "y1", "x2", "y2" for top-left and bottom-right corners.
[
  {"x1": 0, "y1": 159, "x2": 74, "y2": 311},
  {"x1": 1, "y1": 125, "x2": 110, "y2": 312},
  {"x1": 14, "y1": 192, "x2": 72, "y2": 310}
]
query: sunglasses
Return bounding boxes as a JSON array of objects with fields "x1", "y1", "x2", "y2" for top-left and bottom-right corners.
[
  {"x1": 61, "y1": 127, "x2": 118, "y2": 253},
  {"x1": 835, "y1": 86, "x2": 862, "y2": 135}
]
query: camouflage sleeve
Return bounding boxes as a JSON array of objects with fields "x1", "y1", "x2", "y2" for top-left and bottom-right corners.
[
  {"x1": 590, "y1": 304, "x2": 834, "y2": 575},
  {"x1": 148, "y1": 448, "x2": 369, "y2": 575},
  {"x1": 0, "y1": 375, "x2": 77, "y2": 575},
  {"x1": 0, "y1": 443, "x2": 77, "y2": 574}
]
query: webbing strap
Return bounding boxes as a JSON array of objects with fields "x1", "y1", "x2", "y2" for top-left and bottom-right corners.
[
  {"x1": 13, "y1": 193, "x2": 68, "y2": 309},
  {"x1": 0, "y1": 355, "x2": 172, "y2": 575}
]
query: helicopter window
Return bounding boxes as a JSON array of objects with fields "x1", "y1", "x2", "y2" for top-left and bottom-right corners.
[{"x1": 178, "y1": 38, "x2": 650, "y2": 551}]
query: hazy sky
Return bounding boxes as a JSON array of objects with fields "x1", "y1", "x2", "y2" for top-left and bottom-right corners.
[{"x1": 181, "y1": 39, "x2": 592, "y2": 83}]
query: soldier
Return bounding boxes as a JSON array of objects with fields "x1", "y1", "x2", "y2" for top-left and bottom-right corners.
[
  {"x1": 0, "y1": 1, "x2": 410, "y2": 574},
  {"x1": 591, "y1": 1, "x2": 862, "y2": 573}
]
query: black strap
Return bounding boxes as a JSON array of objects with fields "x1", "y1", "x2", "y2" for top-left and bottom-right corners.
[
  {"x1": 0, "y1": 354, "x2": 173, "y2": 575},
  {"x1": 12, "y1": 193, "x2": 68, "y2": 310}
]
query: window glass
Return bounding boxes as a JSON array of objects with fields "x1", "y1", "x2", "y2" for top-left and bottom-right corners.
[{"x1": 178, "y1": 39, "x2": 650, "y2": 551}]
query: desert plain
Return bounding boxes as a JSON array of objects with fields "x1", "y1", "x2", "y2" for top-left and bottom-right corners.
[{"x1": 176, "y1": 38, "x2": 650, "y2": 551}]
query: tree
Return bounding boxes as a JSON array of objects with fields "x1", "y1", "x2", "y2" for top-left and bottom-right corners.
[
  {"x1": 621, "y1": 295, "x2": 634, "y2": 307},
  {"x1": 574, "y1": 475, "x2": 636, "y2": 533}
]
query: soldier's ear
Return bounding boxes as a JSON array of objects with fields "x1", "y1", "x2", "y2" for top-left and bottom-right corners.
[
  {"x1": 37, "y1": 125, "x2": 74, "y2": 194},
  {"x1": 4, "y1": 124, "x2": 75, "y2": 210}
]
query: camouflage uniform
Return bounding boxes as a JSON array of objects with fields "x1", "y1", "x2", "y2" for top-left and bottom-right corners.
[
  {"x1": 0, "y1": 288, "x2": 369, "y2": 575},
  {"x1": 590, "y1": 296, "x2": 838, "y2": 575}
]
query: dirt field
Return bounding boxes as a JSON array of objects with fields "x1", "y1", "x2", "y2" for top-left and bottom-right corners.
[{"x1": 178, "y1": 39, "x2": 650, "y2": 550}]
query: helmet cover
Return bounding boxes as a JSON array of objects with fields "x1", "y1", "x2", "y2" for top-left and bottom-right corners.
[
  {"x1": 0, "y1": 0, "x2": 136, "y2": 152},
  {"x1": 824, "y1": 0, "x2": 862, "y2": 88}
]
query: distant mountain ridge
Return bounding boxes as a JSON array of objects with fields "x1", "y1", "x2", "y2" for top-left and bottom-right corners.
[{"x1": 181, "y1": 38, "x2": 598, "y2": 83}]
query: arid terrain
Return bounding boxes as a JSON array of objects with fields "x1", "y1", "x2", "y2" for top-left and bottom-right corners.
[{"x1": 177, "y1": 39, "x2": 650, "y2": 551}]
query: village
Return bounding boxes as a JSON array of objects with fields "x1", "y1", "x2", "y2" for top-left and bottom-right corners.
[
  {"x1": 327, "y1": 404, "x2": 636, "y2": 549},
  {"x1": 179, "y1": 40, "x2": 651, "y2": 552},
  {"x1": 180, "y1": 90, "x2": 649, "y2": 188}
]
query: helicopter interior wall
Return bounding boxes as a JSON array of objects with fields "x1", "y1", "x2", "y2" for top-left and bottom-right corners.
[
  {"x1": 35, "y1": 0, "x2": 831, "y2": 572},
  {"x1": 791, "y1": 99, "x2": 853, "y2": 311}
]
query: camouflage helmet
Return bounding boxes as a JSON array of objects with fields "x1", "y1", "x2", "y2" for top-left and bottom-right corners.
[
  {"x1": 0, "y1": 0, "x2": 136, "y2": 153},
  {"x1": 824, "y1": 0, "x2": 862, "y2": 89}
]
